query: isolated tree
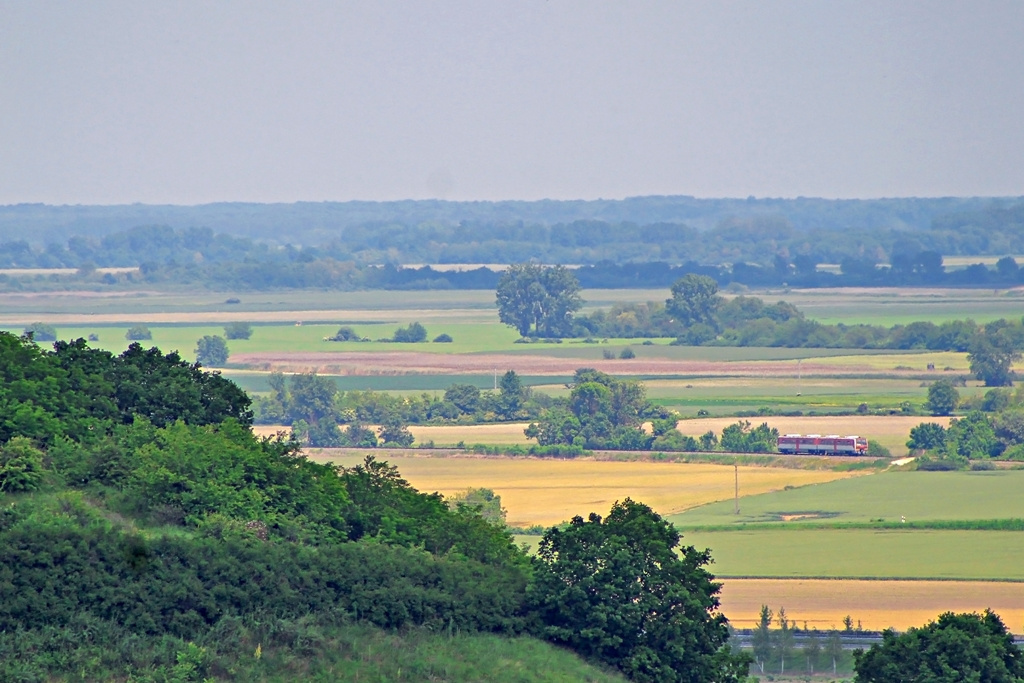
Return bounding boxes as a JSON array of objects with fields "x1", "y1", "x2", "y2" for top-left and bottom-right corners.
[
  {"x1": 223, "y1": 322, "x2": 253, "y2": 340},
  {"x1": 825, "y1": 630, "x2": 844, "y2": 676},
  {"x1": 926, "y1": 379, "x2": 960, "y2": 416},
  {"x1": 124, "y1": 325, "x2": 152, "y2": 341},
  {"x1": 496, "y1": 370, "x2": 525, "y2": 420},
  {"x1": 194, "y1": 335, "x2": 229, "y2": 366},
  {"x1": 854, "y1": 611, "x2": 1024, "y2": 683},
  {"x1": 666, "y1": 274, "x2": 722, "y2": 329},
  {"x1": 775, "y1": 607, "x2": 795, "y2": 675},
  {"x1": 968, "y1": 327, "x2": 1022, "y2": 387},
  {"x1": 495, "y1": 264, "x2": 582, "y2": 337},
  {"x1": 803, "y1": 630, "x2": 822, "y2": 675},
  {"x1": 23, "y1": 322, "x2": 57, "y2": 342},
  {"x1": 528, "y1": 499, "x2": 749, "y2": 683}
]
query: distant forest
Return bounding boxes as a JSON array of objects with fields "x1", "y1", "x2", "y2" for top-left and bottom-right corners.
[{"x1": 2, "y1": 196, "x2": 1024, "y2": 290}]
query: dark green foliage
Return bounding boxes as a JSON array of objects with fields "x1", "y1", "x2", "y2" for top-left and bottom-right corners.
[
  {"x1": 619, "y1": 346, "x2": 635, "y2": 359},
  {"x1": 223, "y1": 321, "x2": 253, "y2": 340},
  {"x1": 907, "y1": 422, "x2": 948, "y2": 451},
  {"x1": 496, "y1": 264, "x2": 583, "y2": 337},
  {"x1": 392, "y1": 321, "x2": 428, "y2": 343},
  {"x1": 195, "y1": 334, "x2": 229, "y2": 366},
  {"x1": 528, "y1": 499, "x2": 749, "y2": 683},
  {"x1": 433, "y1": 332, "x2": 454, "y2": 342},
  {"x1": 927, "y1": 379, "x2": 960, "y2": 416},
  {"x1": 525, "y1": 370, "x2": 657, "y2": 450},
  {"x1": 450, "y1": 487, "x2": 507, "y2": 525},
  {"x1": 326, "y1": 325, "x2": 367, "y2": 342},
  {"x1": 719, "y1": 420, "x2": 779, "y2": 453},
  {"x1": 0, "y1": 436, "x2": 45, "y2": 492},
  {"x1": 124, "y1": 325, "x2": 152, "y2": 340},
  {"x1": 969, "y1": 322, "x2": 1024, "y2": 386},
  {"x1": 946, "y1": 411, "x2": 1001, "y2": 459},
  {"x1": 666, "y1": 274, "x2": 722, "y2": 329},
  {"x1": 854, "y1": 611, "x2": 1024, "y2": 683},
  {"x1": 23, "y1": 322, "x2": 57, "y2": 341},
  {"x1": 0, "y1": 334, "x2": 251, "y2": 446}
]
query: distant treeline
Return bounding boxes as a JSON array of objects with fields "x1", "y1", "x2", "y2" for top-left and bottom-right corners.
[{"x1": 1, "y1": 199, "x2": 1024, "y2": 272}]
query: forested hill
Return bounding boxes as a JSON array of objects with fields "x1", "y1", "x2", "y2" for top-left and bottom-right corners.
[{"x1": 1, "y1": 195, "x2": 1019, "y2": 246}]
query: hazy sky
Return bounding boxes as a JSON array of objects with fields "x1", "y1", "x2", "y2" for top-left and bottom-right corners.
[{"x1": 2, "y1": 1, "x2": 1023, "y2": 205}]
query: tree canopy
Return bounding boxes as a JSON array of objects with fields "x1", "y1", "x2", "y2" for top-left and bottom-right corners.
[
  {"x1": 495, "y1": 264, "x2": 582, "y2": 337},
  {"x1": 528, "y1": 499, "x2": 749, "y2": 683},
  {"x1": 854, "y1": 611, "x2": 1024, "y2": 683}
]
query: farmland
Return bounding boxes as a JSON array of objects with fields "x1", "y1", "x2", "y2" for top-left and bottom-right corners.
[
  {"x1": 718, "y1": 579, "x2": 1024, "y2": 632},
  {"x1": 7, "y1": 284, "x2": 1024, "y2": 635},
  {"x1": 307, "y1": 453, "x2": 859, "y2": 528}
]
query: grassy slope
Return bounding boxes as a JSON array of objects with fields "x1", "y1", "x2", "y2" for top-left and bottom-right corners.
[{"x1": 200, "y1": 623, "x2": 628, "y2": 683}]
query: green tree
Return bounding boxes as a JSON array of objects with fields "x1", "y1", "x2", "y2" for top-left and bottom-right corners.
[
  {"x1": 854, "y1": 611, "x2": 1024, "y2": 683},
  {"x1": 968, "y1": 325, "x2": 1023, "y2": 387},
  {"x1": 0, "y1": 436, "x2": 46, "y2": 492},
  {"x1": 378, "y1": 417, "x2": 414, "y2": 447},
  {"x1": 392, "y1": 322, "x2": 427, "y2": 343},
  {"x1": 287, "y1": 372, "x2": 338, "y2": 426},
  {"x1": 443, "y1": 383, "x2": 482, "y2": 414},
  {"x1": 194, "y1": 335, "x2": 229, "y2": 366},
  {"x1": 449, "y1": 487, "x2": 507, "y2": 525},
  {"x1": 906, "y1": 422, "x2": 947, "y2": 451},
  {"x1": 23, "y1": 322, "x2": 57, "y2": 342},
  {"x1": 496, "y1": 370, "x2": 525, "y2": 420},
  {"x1": 945, "y1": 411, "x2": 1000, "y2": 459},
  {"x1": 223, "y1": 322, "x2": 253, "y2": 340},
  {"x1": 495, "y1": 264, "x2": 582, "y2": 337},
  {"x1": 926, "y1": 379, "x2": 960, "y2": 416},
  {"x1": 666, "y1": 274, "x2": 722, "y2": 329},
  {"x1": 825, "y1": 630, "x2": 844, "y2": 676},
  {"x1": 775, "y1": 607, "x2": 795, "y2": 675},
  {"x1": 528, "y1": 499, "x2": 749, "y2": 683},
  {"x1": 124, "y1": 325, "x2": 152, "y2": 341},
  {"x1": 751, "y1": 605, "x2": 773, "y2": 674},
  {"x1": 803, "y1": 630, "x2": 822, "y2": 674}
]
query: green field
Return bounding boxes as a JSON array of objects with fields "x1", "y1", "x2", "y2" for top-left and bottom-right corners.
[
  {"x1": 659, "y1": 471, "x2": 1024, "y2": 581},
  {"x1": 682, "y1": 529, "x2": 1024, "y2": 580},
  {"x1": 668, "y1": 471, "x2": 1024, "y2": 528}
]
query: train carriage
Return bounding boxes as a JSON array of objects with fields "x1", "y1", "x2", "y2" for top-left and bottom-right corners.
[{"x1": 777, "y1": 433, "x2": 868, "y2": 455}]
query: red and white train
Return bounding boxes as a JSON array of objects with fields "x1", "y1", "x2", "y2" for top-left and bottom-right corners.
[{"x1": 777, "y1": 434, "x2": 868, "y2": 456}]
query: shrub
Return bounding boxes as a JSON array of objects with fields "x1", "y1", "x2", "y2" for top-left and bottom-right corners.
[
  {"x1": 23, "y1": 322, "x2": 56, "y2": 341},
  {"x1": 432, "y1": 333, "x2": 453, "y2": 343},
  {"x1": 619, "y1": 347, "x2": 635, "y2": 359},
  {"x1": 223, "y1": 322, "x2": 253, "y2": 340},
  {"x1": 866, "y1": 440, "x2": 891, "y2": 457},
  {"x1": 392, "y1": 322, "x2": 427, "y2": 343},
  {"x1": 0, "y1": 437, "x2": 46, "y2": 492},
  {"x1": 125, "y1": 326, "x2": 152, "y2": 341},
  {"x1": 327, "y1": 326, "x2": 366, "y2": 342}
]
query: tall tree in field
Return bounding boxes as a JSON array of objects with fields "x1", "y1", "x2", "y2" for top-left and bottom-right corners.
[
  {"x1": 495, "y1": 264, "x2": 582, "y2": 337},
  {"x1": 926, "y1": 379, "x2": 960, "y2": 416},
  {"x1": 968, "y1": 323, "x2": 1024, "y2": 387},
  {"x1": 666, "y1": 274, "x2": 722, "y2": 329}
]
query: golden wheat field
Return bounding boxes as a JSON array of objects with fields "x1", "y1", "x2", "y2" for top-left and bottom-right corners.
[
  {"x1": 307, "y1": 453, "x2": 861, "y2": 527},
  {"x1": 408, "y1": 423, "x2": 532, "y2": 445},
  {"x1": 719, "y1": 579, "x2": 1024, "y2": 633}
]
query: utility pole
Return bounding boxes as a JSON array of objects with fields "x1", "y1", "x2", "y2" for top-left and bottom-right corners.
[{"x1": 734, "y1": 463, "x2": 739, "y2": 514}]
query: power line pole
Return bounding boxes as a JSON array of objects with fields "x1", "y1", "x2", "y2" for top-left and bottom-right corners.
[{"x1": 734, "y1": 463, "x2": 739, "y2": 515}]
